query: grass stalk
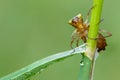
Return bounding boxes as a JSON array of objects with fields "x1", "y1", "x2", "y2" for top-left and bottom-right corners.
[{"x1": 78, "y1": 0, "x2": 103, "y2": 80}]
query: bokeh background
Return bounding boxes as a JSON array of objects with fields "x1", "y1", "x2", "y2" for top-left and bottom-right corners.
[{"x1": 0, "y1": 0, "x2": 119, "y2": 80}]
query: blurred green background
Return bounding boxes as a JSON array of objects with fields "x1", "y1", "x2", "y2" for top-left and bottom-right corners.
[{"x1": 0, "y1": 0, "x2": 119, "y2": 80}]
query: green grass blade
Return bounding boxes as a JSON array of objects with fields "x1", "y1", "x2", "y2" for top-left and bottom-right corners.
[{"x1": 0, "y1": 44, "x2": 86, "y2": 80}]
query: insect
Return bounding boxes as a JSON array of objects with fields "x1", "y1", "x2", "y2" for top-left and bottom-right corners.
[{"x1": 68, "y1": 8, "x2": 112, "y2": 52}]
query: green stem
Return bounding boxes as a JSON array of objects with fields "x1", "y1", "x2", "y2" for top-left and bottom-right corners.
[
  {"x1": 86, "y1": 0, "x2": 103, "y2": 59},
  {"x1": 79, "y1": 0, "x2": 103, "y2": 80}
]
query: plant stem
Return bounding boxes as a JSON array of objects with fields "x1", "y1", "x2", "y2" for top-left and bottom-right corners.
[
  {"x1": 86, "y1": 0, "x2": 103, "y2": 59},
  {"x1": 78, "y1": 0, "x2": 103, "y2": 80}
]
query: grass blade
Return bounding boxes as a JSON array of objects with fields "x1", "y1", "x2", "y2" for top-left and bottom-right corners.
[{"x1": 0, "y1": 44, "x2": 86, "y2": 80}]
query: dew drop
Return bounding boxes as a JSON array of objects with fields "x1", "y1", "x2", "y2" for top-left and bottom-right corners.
[{"x1": 80, "y1": 61, "x2": 84, "y2": 66}]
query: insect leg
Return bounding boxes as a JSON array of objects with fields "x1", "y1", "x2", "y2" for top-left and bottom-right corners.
[
  {"x1": 76, "y1": 37, "x2": 81, "y2": 47},
  {"x1": 87, "y1": 29, "x2": 112, "y2": 40},
  {"x1": 96, "y1": 18, "x2": 112, "y2": 38},
  {"x1": 99, "y1": 29, "x2": 112, "y2": 38},
  {"x1": 85, "y1": 6, "x2": 95, "y2": 24},
  {"x1": 70, "y1": 37, "x2": 75, "y2": 49},
  {"x1": 70, "y1": 29, "x2": 80, "y2": 49},
  {"x1": 97, "y1": 18, "x2": 104, "y2": 25},
  {"x1": 70, "y1": 30, "x2": 77, "y2": 49}
]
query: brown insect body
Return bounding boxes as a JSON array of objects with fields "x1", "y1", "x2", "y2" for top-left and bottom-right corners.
[
  {"x1": 97, "y1": 33, "x2": 107, "y2": 52},
  {"x1": 69, "y1": 14, "x2": 108, "y2": 52}
]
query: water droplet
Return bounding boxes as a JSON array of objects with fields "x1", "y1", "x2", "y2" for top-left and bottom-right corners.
[{"x1": 80, "y1": 61, "x2": 84, "y2": 66}]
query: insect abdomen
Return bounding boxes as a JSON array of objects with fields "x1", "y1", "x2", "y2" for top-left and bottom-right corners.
[{"x1": 97, "y1": 33, "x2": 107, "y2": 52}]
